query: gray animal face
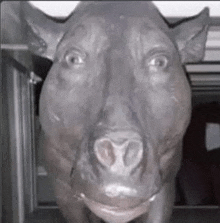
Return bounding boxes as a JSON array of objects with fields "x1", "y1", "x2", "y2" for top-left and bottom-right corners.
[{"x1": 23, "y1": 2, "x2": 209, "y2": 222}]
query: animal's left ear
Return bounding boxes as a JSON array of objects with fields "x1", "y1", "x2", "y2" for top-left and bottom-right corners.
[{"x1": 172, "y1": 8, "x2": 210, "y2": 64}]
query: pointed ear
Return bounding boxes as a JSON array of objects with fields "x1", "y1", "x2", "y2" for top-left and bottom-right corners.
[
  {"x1": 21, "y1": 2, "x2": 65, "y2": 61},
  {"x1": 172, "y1": 8, "x2": 210, "y2": 64}
]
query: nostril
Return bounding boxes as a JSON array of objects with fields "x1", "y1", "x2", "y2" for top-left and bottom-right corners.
[
  {"x1": 123, "y1": 141, "x2": 143, "y2": 166},
  {"x1": 95, "y1": 139, "x2": 115, "y2": 167}
]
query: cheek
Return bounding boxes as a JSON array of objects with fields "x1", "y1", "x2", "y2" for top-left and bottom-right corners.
[
  {"x1": 40, "y1": 63, "x2": 106, "y2": 135},
  {"x1": 148, "y1": 88, "x2": 175, "y2": 136},
  {"x1": 145, "y1": 71, "x2": 191, "y2": 139},
  {"x1": 147, "y1": 73, "x2": 175, "y2": 119}
]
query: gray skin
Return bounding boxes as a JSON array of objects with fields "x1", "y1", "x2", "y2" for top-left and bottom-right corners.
[{"x1": 22, "y1": 2, "x2": 210, "y2": 223}]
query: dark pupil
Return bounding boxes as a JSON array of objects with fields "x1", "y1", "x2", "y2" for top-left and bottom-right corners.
[
  {"x1": 156, "y1": 58, "x2": 165, "y2": 67},
  {"x1": 70, "y1": 56, "x2": 76, "y2": 64}
]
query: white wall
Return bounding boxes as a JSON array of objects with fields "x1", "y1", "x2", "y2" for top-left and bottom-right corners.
[{"x1": 29, "y1": 1, "x2": 220, "y2": 18}]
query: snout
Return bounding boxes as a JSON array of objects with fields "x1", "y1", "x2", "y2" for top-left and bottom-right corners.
[
  {"x1": 94, "y1": 132, "x2": 143, "y2": 176},
  {"x1": 72, "y1": 131, "x2": 161, "y2": 223}
]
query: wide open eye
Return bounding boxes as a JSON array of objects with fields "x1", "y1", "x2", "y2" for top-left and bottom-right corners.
[
  {"x1": 148, "y1": 54, "x2": 169, "y2": 70},
  {"x1": 64, "y1": 49, "x2": 86, "y2": 67}
]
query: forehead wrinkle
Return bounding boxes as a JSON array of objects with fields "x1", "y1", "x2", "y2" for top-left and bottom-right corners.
[
  {"x1": 142, "y1": 23, "x2": 171, "y2": 42},
  {"x1": 141, "y1": 22, "x2": 175, "y2": 50},
  {"x1": 81, "y1": 21, "x2": 108, "y2": 54},
  {"x1": 128, "y1": 21, "x2": 174, "y2": 60},
  {"x1": 60, "y1": 17, "x2": 108, "y2": 54},
  {"x1": 141, "y1": 31, "x2": 175, "y2": 57},
  {"x1": 79, "y1": 17, "x2": 109, "y2": 54}
]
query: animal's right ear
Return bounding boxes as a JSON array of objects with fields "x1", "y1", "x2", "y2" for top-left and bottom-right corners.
[{"x1": 21, "y1": 2, "x2": 65, "y2": 61}]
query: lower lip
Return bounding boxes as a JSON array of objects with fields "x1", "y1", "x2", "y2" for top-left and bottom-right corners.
[{"x1": 81, "y1": 193, "x2": 156, "y2": 223}]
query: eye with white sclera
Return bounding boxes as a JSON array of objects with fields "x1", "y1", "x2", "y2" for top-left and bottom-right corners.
[
  {"x1": 64, "y1": 49, "x2": 86, "y2": 67},
  {"x1": 147, "y1": 54, "x2": 169, "y2": 71}
]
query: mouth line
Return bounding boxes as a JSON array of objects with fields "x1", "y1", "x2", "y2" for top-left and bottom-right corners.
[
  {"x1": 81, "y1": 193, "x2": 156, "y2": 212},
  {"x1": 81, "y1": 193, "x2": 157, "y2": 223}
]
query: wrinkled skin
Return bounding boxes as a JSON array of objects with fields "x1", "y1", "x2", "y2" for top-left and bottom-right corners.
[{"x1": 22, "y1": 2, "x2": 210, "y2": 223}]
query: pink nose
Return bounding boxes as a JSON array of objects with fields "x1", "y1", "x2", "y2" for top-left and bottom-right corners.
[{"x1": 94, "y1": 138, "x2": 143, "y2": 171}]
